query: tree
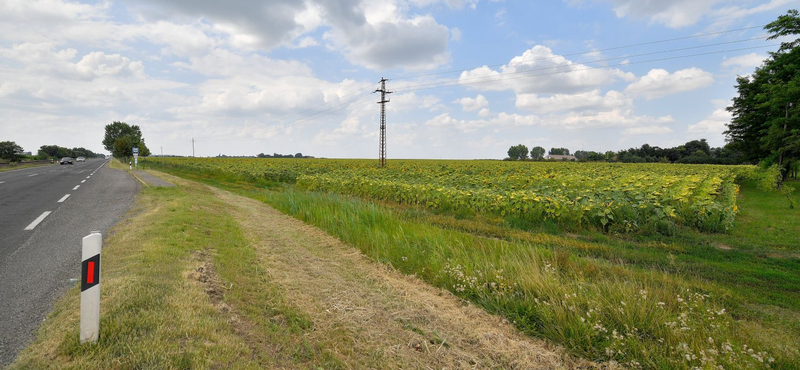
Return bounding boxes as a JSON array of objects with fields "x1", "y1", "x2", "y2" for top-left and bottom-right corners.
[
  {"x1": 549, "y1": 147, "x2": 570, "y2": 155},
  {"x1": 726, "y1": 10, "x2": 800, "y2": 182},
  {"x1": 0, "y1": 141, "x2": 24, "y2": 162},
  {"x1": 104, "y1": 121, "x2": 150, "y2": 159},
  {"x1": 507, "y1": 144, "x2": 529, "y2": 160},
  {"x1": 530, "y1": 146, "x2": 546, "y2": 160}
]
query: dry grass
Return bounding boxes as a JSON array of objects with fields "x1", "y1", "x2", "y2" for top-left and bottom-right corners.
[
  {"x1": 11, "y1": 168, "x2": 591, "y2": 369},
  {"x1": 171, "y1": 171, "x2": 594, "y2": 369}
]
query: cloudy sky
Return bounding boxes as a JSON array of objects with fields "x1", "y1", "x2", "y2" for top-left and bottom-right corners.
[{"x1": 0, "y1": 0, "x2": 796, "y2": 158}]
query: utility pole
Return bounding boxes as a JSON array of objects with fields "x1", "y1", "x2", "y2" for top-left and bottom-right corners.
[
  {"x1": 374, "y1": 78, "x2": 392, "y2": 167},
  {"x1": 191, "y1": 138, "x2": 195, "y2": 157}
]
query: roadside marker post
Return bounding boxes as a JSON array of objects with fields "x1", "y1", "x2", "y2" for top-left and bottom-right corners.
[
  {"x1": 80, "y1": 231, "x2": 102, "y2": 343},
  {"x1": 133, "y1": 147, "x2": 139, "y2": 170}
]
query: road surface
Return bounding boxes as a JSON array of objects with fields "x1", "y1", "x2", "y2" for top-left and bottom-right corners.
[{"x1": 0, "y1": 160, "x2": 139, "y2": 365}]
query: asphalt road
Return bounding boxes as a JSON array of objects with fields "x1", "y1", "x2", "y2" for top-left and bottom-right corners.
[{"x1": 0, "y1": 160, "x2": 140, "y2": 366}]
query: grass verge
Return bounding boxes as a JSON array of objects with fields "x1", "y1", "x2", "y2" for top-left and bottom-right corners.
[
  {"x1": 149, "y1": 164, "x2": 798, "y2": 369},
  {"x1": 9, "y1": 172, "x2": 344, "y2": 369}
]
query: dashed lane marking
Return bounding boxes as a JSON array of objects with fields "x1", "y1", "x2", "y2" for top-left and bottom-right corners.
[
  {"x1": 73, "y1": 185, "x2": 80, "y2": 190},
  {"x1": 24, "y1": 211, "x2": 51, "y2": 230},
  {"x1": 58, "y1": 194, "x2": 70, "y2": 203}
]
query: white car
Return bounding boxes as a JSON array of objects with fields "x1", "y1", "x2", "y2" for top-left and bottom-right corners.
[{"x1": 76, "y1": 157, "x2": 86, "y2": 162}]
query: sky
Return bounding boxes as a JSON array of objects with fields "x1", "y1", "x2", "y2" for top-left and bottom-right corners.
[{"x1": 1, "y1": 0, "x2": 797, "y2": 159}]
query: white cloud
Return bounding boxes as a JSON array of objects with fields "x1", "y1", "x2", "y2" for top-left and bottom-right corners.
[
  {"x1": 688, "y1": 99, "x2": 731, "y2": 134},
  {"x1": 425, "y1": 112, "x2": 541, "y2": 132},
  {"x1": 450, "y1": 27, "x2": 462, "y2": 41},
  {"x1": 721, "y1": 53, "x2": 766, "y2": 70},
  {"x1": 625, "y1": 68, "x2": 714, "y2": 100},
  {"x1": 454, "y1": 94, "x2": 489, "y2": 112},
  {"x1": 425, "y1": 107, "x2": 673, "y2": 133},
  {"x1": 0, "y1": 43, "x2": 145, "y2": 80},
  {"x1": 76, "y1": 52, "x2": 146, "y2": 79},
  {"x1": 588, "y1": 0, "x2": 720, "y2": 28},
  {"x1": 708, "y1": 0, "x2": 792, "y2": 30},
  {"x1": 516, "y1": 90, "x2": 629, "y2": 114},
  {"x1": 622, "y1": 125, "x2": 674, "y2": 135},
  {"x1": 580, "y1": 0, "x2": 790, "y2": 29},
  {"x1": 323, "y1": 13, "x2": 451, "y2": 71},
  {"x1": 459, "y1": 45, "x2": 634, "y2": 94}
]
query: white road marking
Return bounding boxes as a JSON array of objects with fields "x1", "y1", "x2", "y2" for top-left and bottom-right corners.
[
  {"x1": 81, "y1": 180, "x2": 86, "y2": 183},
  {"x1": 28, "y1": 173, "x2": 38, "y2": 177},
  {"x1": 0, "y1": 181, "x2": 4, "y2": 184},
  {"x1": 24, "y1": 211, "x2": 51, "y2": 230},
  {"x1": 73, "y1": 185, "x2": 80, "y2": 190},
  {"x1": 86, "y1": 176, "x2": 91, "y2": 179},
  {"x1": 58, "y1": 194, "x2": 70, "y2": 203}
]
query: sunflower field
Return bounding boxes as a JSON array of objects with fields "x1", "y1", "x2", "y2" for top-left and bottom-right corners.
[{"x1": 148, "y1": 157, "x2": 761, "y2": 232}]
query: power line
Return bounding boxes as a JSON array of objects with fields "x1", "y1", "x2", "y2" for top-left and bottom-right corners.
[
  {"x1": 274, "y1": 83, "x2": 378, "y2": 125},
  {"x1": 375, "y1": 78, "x2": 392, "y2": 167},
  {"x1": 390, "y1": 24, "x2": 767, "y2": 81},
  {"x1": 285, "y1": 92, "x2": 377, "y2": 126},
  {"x1": 268, "y1": 25, "x2": 768, "y2": 126},
  {"x1": 394, "y1": 44, "x2": 777, "y2": 94}
]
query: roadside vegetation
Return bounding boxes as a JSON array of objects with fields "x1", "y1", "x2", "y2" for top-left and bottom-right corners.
[
  {"x1": 145, "y1": 157, "x2": 799, "y2": 369},
  {"x1": 10, "y1": 162, "x2": 581, "y2": 369}
]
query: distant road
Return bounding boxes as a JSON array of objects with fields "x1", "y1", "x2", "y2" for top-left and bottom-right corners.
[{"x1": 0, "y1": 160, "x2": 140, "y2": 366}]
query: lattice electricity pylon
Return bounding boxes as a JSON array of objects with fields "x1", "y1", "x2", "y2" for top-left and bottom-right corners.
[{"x1": 374, "y1": 78, "x2": 392, "y2": 167}]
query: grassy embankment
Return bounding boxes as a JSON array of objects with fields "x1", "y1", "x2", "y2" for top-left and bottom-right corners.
[
  {"x1": 10, "y1": 165, "x2": 349, "y2": 369},
  {"x1": 12, "y1": 162, "x2": 582, "y2": 369},
  {"x1": 146, "y1": 161, "x2": 799, "y2": 369}
]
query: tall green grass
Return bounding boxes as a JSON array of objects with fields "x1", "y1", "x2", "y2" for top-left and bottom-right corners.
[
  {"x1": 148, "y1": 162, "x2": 796, "y2": 369},
  {"x1": 253, "y1": 189, "x2": 785, "y2": 368}
]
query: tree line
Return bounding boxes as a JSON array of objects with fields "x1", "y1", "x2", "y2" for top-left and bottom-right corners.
[
  {"x1": 504, "y1": 139, "x2": 743, "y2": 164},
  {"x1": 0, "y1": 141, "x2": 104, "y2": 162},
  {"x1": 256, "y1": 153, "x2": 314, "y2": 158},
  {"x1": 503, "y1": 9, "x2": 800, "y2": 182},
  {"x1": 726, "y1": 10, "x2": 800, "y2": 183}
]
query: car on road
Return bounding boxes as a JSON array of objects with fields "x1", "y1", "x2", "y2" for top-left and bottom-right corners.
[
  {"x1": 76, "y1": 157, "x2": 85, "y2": 162},
  {"x1": 60, "y1": 157, "x2": 74, "y2": 165}
]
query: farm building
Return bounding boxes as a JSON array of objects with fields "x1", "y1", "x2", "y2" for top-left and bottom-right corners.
[{"x1": 545, "y1": 154, "x2": 577, "y2": 161}]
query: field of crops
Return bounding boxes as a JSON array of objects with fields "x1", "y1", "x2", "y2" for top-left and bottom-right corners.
[{"x1": 148, "y1": 158, "x2": 759, "y2": 232}]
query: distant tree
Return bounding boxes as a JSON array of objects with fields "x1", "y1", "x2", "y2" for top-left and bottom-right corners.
[
  {"x1": 507, "y1": 144, "x2": 529, "y2": 160},
  {"x1": 0, "y1": 141, "x2": 24, "y2": 162},
  {"x1": 549, "y1": 147, "x2": 570, "y2": 155},
  {"x1": 726, "y1": 10, "x2": 800, "y2": 182},
  {"x1": 530, "y1": 146, "x2": 546, "y2": 160},
  {"x1": 103, "y1": 121, "x2": 150, "y2": 159},
  {"x1": 295, "y1": 153, "x2": 303, "y2": 158}
]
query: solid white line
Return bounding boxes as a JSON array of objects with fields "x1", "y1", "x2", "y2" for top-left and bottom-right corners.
[
  {"x1": 58, "y1": 194, "x2": 70, "y2": 203},
  {"x1": 73, "y1": 185, "x2": 80, "y2": 190},
  {"x1": 24, "y1": 211, "x2": 51, "y2": 230}
]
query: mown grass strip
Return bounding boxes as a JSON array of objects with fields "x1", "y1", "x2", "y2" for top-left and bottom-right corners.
[
  {"x1": 150, "y1": 164, "x2": 798, "y2": 369},
  {"x1": 9, "y1": 170, "x2": 344, "y2": 369}
]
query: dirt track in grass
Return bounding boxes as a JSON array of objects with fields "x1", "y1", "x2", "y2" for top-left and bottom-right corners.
[{"x1": 161, "y1": 170, "x2": 594, "y2": 369}]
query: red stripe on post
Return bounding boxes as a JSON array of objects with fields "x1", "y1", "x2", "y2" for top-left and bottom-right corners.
[{"x1": 87, "y1": 261, "x2": 95, "y2": 284}]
